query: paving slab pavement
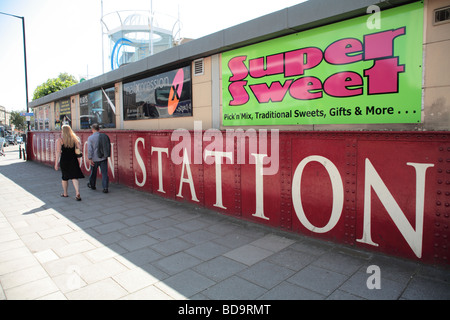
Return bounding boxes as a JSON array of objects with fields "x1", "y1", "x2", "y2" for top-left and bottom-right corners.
[{"x1": 0, "y1": 144, "x2": 449, "y2": 301}]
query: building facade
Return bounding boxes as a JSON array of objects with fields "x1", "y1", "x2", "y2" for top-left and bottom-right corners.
[
  {"x1": 0, "y1": 105, "x2": 11, "y2": 128},
  {"x1": 27, "y1": 0, "x2": 450, "y2": 265}
]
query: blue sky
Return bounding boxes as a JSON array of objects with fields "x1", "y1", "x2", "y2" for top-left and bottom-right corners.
[{"x1": 0, "y1": 0, "x2": 305, "y2": 112}]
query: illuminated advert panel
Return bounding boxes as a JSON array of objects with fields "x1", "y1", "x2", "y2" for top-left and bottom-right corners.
[
  {"x1": 222, "y1": 2, "x2": 423, "y2": 126},
  {"x1": 55, "y1": 98, "x2": 71, "y2": 129},
  {"x1": 80, "y1": 87, "x2": 116, "y2": 129},
  {"x1": 123, "y1": 65, "x2": 192, "y2": 121}
]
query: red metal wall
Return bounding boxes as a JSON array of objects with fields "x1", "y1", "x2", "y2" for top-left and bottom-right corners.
[{"x1": 28, "y1": 130, "x2": 450, "y2": 265}]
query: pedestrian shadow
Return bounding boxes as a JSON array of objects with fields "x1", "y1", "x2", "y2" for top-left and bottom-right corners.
[{"x1": 21, "y1": 204, "x2": 50, "y2": 215}]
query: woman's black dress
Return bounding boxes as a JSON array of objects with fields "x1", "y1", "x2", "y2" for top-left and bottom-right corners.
[{"x1": 60, "y1": 145, "x2": 84, "y2": 181}]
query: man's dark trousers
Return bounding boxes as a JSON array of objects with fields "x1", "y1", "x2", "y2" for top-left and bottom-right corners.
[{"x1": 89, "y1": 159, "x2": 109, "y2": 191}]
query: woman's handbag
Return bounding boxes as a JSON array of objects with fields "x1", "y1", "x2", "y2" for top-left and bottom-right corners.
[{"x1": 75, "y1": 147, "x2": 83, "y2": 158}]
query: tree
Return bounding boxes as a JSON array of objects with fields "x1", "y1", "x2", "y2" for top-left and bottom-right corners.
[
  {"x1": 10, "y1": 111, "x2": 26, "y2": 131},
  {"x1": 32, "y1": 73, "x2": 78, "y2": 100}
]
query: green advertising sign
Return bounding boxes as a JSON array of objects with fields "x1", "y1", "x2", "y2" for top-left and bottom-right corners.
[{"x1": 222, "y1": 2, "x2": 423, "y2": 126}]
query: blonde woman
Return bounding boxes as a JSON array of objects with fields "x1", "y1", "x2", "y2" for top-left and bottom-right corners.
[{"x1": 54, "y1": 125, "x2": 84, "y2": 200}]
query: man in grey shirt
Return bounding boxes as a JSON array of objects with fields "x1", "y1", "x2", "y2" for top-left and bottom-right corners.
[{"x1": 87, "y1": 123, "x2": 111, "y2": 193}]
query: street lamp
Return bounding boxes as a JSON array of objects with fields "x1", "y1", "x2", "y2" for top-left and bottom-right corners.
[{"x1": 0, "y1": 12, "x2": 30, "y2": 131}]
